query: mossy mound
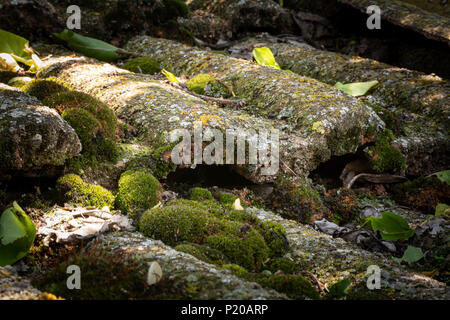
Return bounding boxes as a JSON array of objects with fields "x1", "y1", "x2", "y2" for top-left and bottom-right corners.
[
  {"x1": 222, "y1": 263, "x2": 249, "y2": 278},
  {"x1": 115, "y1": 169, "x2": 162, "y2": 217},
  {"x1": 174, "y1": 243, "x2": 229, "y2": 265},
  {"x1": 218, "y1": 192, "x2": 236, "y2": 205},
  {"x1": 22, "y1": 78, "x2": 119, "y2": 163},
  {"x1": 121, "y1": 57, "x2": 162, "y2": 75},
  {"x1": 248, "y1": 274, "x2": 320, "y2": 300},
  {"x1": 365, "y1": 129, "x2": 406, "y2": 174},
  {"x1": 189, "y1": 187, "x2": 213, "y2": 201},
  {"x1": 140, "y1": 199, "x2": 288, "y2": 271},
  {"x1": 56, "y1": 174, "x2": 114, "y2": 208},
  {"x1": 21, "y1": 77, "x2": 72, "y2": 101},
  {"x1": 393, "y1": 176, "x2": 450, "y2": 214},
  {"x1": 264, "y1": 257, "x2": 296, "y2": 274}
]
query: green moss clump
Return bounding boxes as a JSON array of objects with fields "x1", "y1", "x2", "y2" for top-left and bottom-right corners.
[
  {"x1": 204, "y1": 228, "x2": 270, "y2": 271},
  {"x1": 121, "y1": 57, "x2": 162, "y2": 75},
  {"x1": 187, "y1": 73, "x2": 214, "y2": 94},
  {"x1": 163, "y1": 0, "x2": 190, "y2": 18},
  {"x1": 265, "y1": 257, "x2": 296, "y2": 274},
  {"x1": 21, "y1": 77, "x2": 72, "y2": 100},
  {"x1": 139, "y1": 203, "x2": 214, "y2": 246},
  {"x1": 222, "y1": 264, "x2": 249, "y2": 278},
  {"x1": 175, "y1": 243, "x2": 229, "y2": 265},
  {"x1": 226, "y1": 210, "x2": 289, "y2": 256},
  {"x1": 189, "y1": 187, "x2": 213, "y2": 201},
  {"x1": 248, "y1": 274, "x2": 320, "y2": 300},
  {"x1": 218, "y1": 192, "x2": 236, "y2": 205},
  {"x1": 115, "y1": 170, "x2": 162, "y2": 217},
  {"x1": 139, "y1": 199, "x2": 284, "y2": 271},
  {"x1": 56, "y1": 174, "x2": 114, "y2": 208},
  {"x1": 365, "y1": 129, "x2": 406, "y2": 173},
  {"x1": 23, "y1": 78, "x2": 119, "y2": 163}
]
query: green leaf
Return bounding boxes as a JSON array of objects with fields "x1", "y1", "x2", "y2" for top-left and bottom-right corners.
[
  {"x1": 395, "y1": 246, "x2": 424, "y2": 264},
  {"x1": 334, "y1": 80, "x2": 379, "y2": 97},
  {"x1": 0, "y1": 202, "x2": 36, "y2": 266},
  {"x1": 53, "y1": 29, "x2": 123, "y2": 62},
  {"x1": 434, "y1": 170, "x2": 450, "y2": 186},
  {"x1": 252, "y1": 47, "x2": 281, "y2": 70},
  {"x1": 0, "y1": 29, "x2": 41, "y2": 71},
  {"x1": 364, "y1": 211, "x2": 414, "y2": 241},
  {"x1": 435, "y1": 203, "x2": 450, "y2": 217},
  {"x1": 328, "y1": 278, "x2": 351, "y2": 297},
  {"x1": 161, "y1": 69, "x2": 180, "y2": 83}
]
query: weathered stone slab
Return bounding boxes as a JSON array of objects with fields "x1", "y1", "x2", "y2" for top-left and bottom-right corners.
[
  {"x1": 125, "y1": 36, "x2": 383, "y2": 175},
  {"x1": 96, "y1": 231, "x2": 287, "y2": 299},
  {"x1": 227, "y1": 34, "x2": 450, "y2": 175},
  {"x1": 251, "y1": 207, "x2": 449, "y2": 300},
  {"x1": 338, "y1": 0, "x2": 450, "y2": 45},
  {"x1": 0, "y1": 266, "x2": 42, "y2": 300},
  {"x1": 0, "y1": 84, "x2": 81, "y2": 178},
  {"x1": 38, "y1": 48, "x2": 382, "y2": 182}
]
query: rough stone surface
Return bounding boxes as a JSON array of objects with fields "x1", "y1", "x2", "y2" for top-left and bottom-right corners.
[
  {"x1": 0, "y1": 84, "x2": 81, "y2": 177},
  {"x1": 97, "y1": 231, "x2": 287, "y2": 300},
  {"x1": 251, "y1": 208, "x2": 449, "y2": 300},
  {"x1": 227, "y1": 34, "x2": 450, "y2": 175},
  {"x1": 0, "y1": 266, "x2": 42, "y2": 300},
  {"x1": 338, "y1": 0, "x2": 450, "y2": 45},
  {"x1": 125, "y1": 36, "x2": 384, "y2": 175}
]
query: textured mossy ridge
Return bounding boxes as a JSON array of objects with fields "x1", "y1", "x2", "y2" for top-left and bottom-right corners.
[
  {"x1": 0, "y1": 84, "x2": 81, "y2": 174},
  {"x1": 232, "y1": 35, "x2": 449, "y2": 175},
  {"x1": 125, "y1": 36, "x2": 384, "y2": 177},
  {"x1": 121, "y1": 57, "x2": 162, "y2": 75},
  {"x1": 189, "y1": 187, "x2": 214, "y2": 201},
  {"x1": 56, "y1": 174, "x2": 115, "y2": 208},
  {"x1": 337, "y1": 0, "x2": 450, "y2": 44},
  {"x1": 139, "y1": 199, "x2": 288, "y2": 271},
  {"x1": 115, "y1": 169, "x2": 162, "y2": 218},
  {"x1": 21, "y1": 78, "x2": 119, "y2": 163},
  {"x1": 252, "y1": 207, "x2": 450, "y2": 299}
]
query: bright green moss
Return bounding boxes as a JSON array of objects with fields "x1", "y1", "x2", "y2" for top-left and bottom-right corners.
[
  {"x1": 189, "y1": 187, "x2": 213, "y2": 201},
  {"x1": 248, "y1": 274, "x2": 320, "y2": 300},
  {"x1": 222, "y1": 264, "x2": 249, "y2": 278},
  {"x1": 115, "y1": 169, "x2": 162, "y2": 217},
  {"x1": 265, "y1": 257, "x2": 296, "y2": 274},
  {"x1": 365, "y1": 129, "x2": 406, "y2": 173},
  {"x1": 56, "y1": 174, "x2": 114, "y2": 208},
  {"x1": 139, "y1": 203, "x2": 216, "y2": 246},
  {"x1": 226, "y1": 210, "x2": 289, "y2": 256},
  {"x1": 23, "y1": 78, "x2": 119, "y2": 163},
  {"x1": 204, "y1": 228, "x2": 270, "y2": 271},
  {"x1": 121, "y1": 57, "x2": 162, "y2": 75},
  {"x1": 187, "y1": 73, "x2": 214, "y2": 94},
  {"x1": 44, "y1": 91, "x2": 117, "y2": 138},
  {"x1": 21, "y1": 77, "x2": 72, "y2": 100},
  {"x1": 62, "y1": 108, "x2": 119, "y2": 162},
  {"x1": 218, "y1": 192, "x2": 236, "y2": 205},
  {"x1": 174, "y1": 243, "x2": 229, "y2": 265}
]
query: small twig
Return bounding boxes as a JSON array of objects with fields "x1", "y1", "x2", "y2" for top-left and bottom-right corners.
[
  {"x1": 301, "y1": 271, "x2": 328, "y2": 294},
  {"x1": 280, "y1": 159, "x2": 297, "y2": 177},
  {"x1": 116, "y1": 49, "x2": 142, "y2": 57},
  {"x1": 345, "y1": 173, "x2": 407, "y2": 189}
]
